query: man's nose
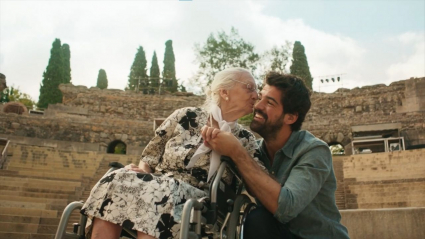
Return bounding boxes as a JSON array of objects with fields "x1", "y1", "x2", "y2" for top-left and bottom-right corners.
[{"x1": 254, "y1": 99, "x2": 264, "y2": 111}]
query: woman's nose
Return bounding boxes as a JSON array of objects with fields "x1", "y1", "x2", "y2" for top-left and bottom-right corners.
[{"x1": 252, "y1": 91, "x2": 258, "y2": 100}]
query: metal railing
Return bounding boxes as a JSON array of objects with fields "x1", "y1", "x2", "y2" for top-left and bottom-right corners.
[{"x1": 0, "y1": 138, "x2": 10, "y2": 169}]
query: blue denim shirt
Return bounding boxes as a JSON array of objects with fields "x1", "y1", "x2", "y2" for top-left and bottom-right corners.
[{"x1": 257, "y1": 130, "x2": 350, "y2": 239}]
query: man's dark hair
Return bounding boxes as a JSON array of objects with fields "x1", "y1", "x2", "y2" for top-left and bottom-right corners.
[{"x1": 264, "y1": 72, "x2": 311, "y2": 131}]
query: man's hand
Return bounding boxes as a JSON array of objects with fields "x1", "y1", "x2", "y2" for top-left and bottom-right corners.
[
  {"x1": 202, "y1": 126, "x2": 281, "y2": 214},
  {"x1": 201, "y1": 126, "x2": 244, "y2": 158}
]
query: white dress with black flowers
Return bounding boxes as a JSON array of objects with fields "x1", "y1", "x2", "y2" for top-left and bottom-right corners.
[{"x1": 81, "y1": 107, "x2": 264, "y2": 239}]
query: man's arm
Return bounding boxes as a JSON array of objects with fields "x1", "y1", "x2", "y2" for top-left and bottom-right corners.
[
  {"x1": 204, "y1": 130, "x2": 281, "y2": 214},
  {"x1": 204, "y1": 129, "x2": 332, "y2": 223},
  {"x1": 273, "y1": 146, "x2": 332, "y2": 223},
  {"x1": 231, "y1": 144, "x2": 282, "y2": 214}
]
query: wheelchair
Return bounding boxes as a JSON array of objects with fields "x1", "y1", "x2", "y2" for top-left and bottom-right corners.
[{"x1": 54, "y1": 156, "x2": 256, "y2": 239}]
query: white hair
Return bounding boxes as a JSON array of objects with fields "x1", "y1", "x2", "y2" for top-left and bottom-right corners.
[{"x1": 202, "y1": 67, "x2": 253, "y2": 114}]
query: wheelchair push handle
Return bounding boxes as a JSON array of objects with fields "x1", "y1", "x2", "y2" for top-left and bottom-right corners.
[
  {"x1": 109, "y1": 162, "x2": 125, "y2": 168},
  {"x1": 227, "y1": 199, "x2": 234, "y2": 213}
]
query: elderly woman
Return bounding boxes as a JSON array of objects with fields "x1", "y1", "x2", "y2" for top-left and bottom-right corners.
[{"x1": 81, "y1": 67, "x2": 264, "y2": 239}]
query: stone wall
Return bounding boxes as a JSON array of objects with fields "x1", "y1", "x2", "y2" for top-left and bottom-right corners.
[
  {"x1": 340, "y1": 207, "x2": 425, "y2": 239},
  {"x1": 58, "y1": 84, "x2": 205, "y2": 121},
  {"x1": 305, "y1": 77, "x2": 425, "y2": 152},
  {"x1": 0, "y1": 113, "x2": 153, "y2": 155},
  {"x1": 1, "y1": 77, "x2": 424, "y2": 156},
  {"x1": 337, "y1": 148, "x2": 425, "y2": 209},
  {"x1": 0, "y1": 86, "x2": 205, "y2": 155}
]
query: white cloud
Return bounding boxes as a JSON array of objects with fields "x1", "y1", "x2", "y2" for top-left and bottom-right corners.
[
  {"x1": 0, "y1": 1, "x2": 423, "y2": 101},
  {"x1": 386, "y1": 32, "x2": 425, "y2": 83},
  {"x1": 238, "y1": 3, "x2": 367, "y2": 92}
]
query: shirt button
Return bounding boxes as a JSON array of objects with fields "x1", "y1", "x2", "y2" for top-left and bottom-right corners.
[{"x1": 272, "y1": 171, "x2": 275, "y2": 175}]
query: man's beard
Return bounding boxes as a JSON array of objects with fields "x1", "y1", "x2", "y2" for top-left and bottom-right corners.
[{"x1": 250, "y1": 109, "x2": 284, "y2": 140}]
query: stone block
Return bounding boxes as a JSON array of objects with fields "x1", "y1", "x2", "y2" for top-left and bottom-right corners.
[{"x1": 355, "y1": 106, "x2": 362, "y2": 112}]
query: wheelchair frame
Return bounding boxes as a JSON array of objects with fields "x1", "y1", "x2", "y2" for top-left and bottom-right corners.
[{"x1": 55, "y1": 159, "x2": 256, "y2": 239}]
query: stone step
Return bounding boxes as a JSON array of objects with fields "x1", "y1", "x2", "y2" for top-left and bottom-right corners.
[
  {"x1": 0, "y1": 176, "x2": 81, "y2": 187},
  {"x1": 13, "y1": 170, "x2": 89, "y2": 181},
  {"x1": 0, "y1": 222, "x2": 38, "y2": 233},
  {"x1": 0, "y1": 185, "x2": 79, "y2": 194},
  {"x1": 0, "y1": 232, "x2": 54, "y2": 239},
  {"x1": 37, "y1": 224, "x2": 57, "y2": 234},
  {"x1": 0, "y1": 215, "x2": 40, "y2": 224},
  {"x1": 0, "y1": 221, "x2": 58, "y2": 235},
  {"x1": 0, "y1": 182, "x2": 81, "y2": 192},
  {"x1": 0, "y1": 195, "x2": 68, "y2": 205},
  {"x1": 0, "y1": 215, "x2": 59, "y2": 225},
  {"x1": 0, "y1": 190, "x2": 79, "y2": 200},
  {"x1": 7, "y1": 166, "x2": 98, "y2": 174},
  {"x1": 0, "y1": 200, "x2": 47, "y2": 210},
  {"x1": 0, "y1": 170, "x2": 89, "y2": 182},
  {"x1": 0, "y1": 207, "x2": 57, "y2": 218},
  {"x1": 8, "y1": 159, "x2": 102, "y2": 166}
]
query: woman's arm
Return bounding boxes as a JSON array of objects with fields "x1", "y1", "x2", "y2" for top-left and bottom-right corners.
[{"x1": 137, "y1": 108, "x2": 182, "y2": 172}]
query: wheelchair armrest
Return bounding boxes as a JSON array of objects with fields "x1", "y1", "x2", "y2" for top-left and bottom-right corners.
[
  {"x1": 108, "y1": 162, "x2": 125, "y2": 168},
  {"x1": 220, "y1": 156, "x2": 237, "y2": 173}
]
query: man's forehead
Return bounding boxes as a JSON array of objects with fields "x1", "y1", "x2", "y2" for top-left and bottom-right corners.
[{"x1": 261, "y1": 85, "x2": 282, "y2": 100}]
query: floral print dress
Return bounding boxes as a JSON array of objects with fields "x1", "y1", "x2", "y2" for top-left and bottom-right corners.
[{"x1": 81, "y1": 107, "x2": 264, "y2": 239}]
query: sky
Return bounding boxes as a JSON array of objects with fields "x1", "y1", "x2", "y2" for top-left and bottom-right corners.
[{"x1": 0, "y1": 0, "x2": 424, "y2": 101}]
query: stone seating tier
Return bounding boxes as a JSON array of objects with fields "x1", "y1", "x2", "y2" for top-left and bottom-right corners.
[
  {"x1": 0, "y1": 144, "x2": 139, "y2": 239},
  {"x1": 340, "y1": 149, "x2": 425, "y2": 210}
]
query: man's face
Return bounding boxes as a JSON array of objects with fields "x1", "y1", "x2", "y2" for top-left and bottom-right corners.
[{"x1": 250, "y1": 84, "x2": 285, "y2": 139}]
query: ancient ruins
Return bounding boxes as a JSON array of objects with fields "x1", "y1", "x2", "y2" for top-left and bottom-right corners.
[{"x1": 0, "y1": 77, "x2": 424, "y2": 238}]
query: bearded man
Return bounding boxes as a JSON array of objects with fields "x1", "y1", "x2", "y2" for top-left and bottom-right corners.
[{"x1": 202, "y1": 72, "x2": 349, "y2": 239}]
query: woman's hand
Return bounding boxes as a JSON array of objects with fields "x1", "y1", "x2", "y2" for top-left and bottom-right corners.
[
  {"x1": 124, "y1": 163, "x2": 151, "y2": 173},
  {"x1": 201, "y1": 125, "x2": 221, "y2": 146},
  {"x1": 201, "y1": 126, "x2": 242, "y2": 158}
]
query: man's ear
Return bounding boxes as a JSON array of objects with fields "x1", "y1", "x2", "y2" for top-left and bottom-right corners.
[{"x1": 284, "y1": 113, "x2": 298, "y2": 125}]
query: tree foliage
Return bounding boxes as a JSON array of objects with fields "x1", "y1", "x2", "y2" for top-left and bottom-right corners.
[
  {"x1": 290, "y1": 41, "x2": 313, "y2": 90},
  {"x1": 96, "y1": 69, "x2": 108, "y2": 89},
  {"x1": 150, "y1": 51, "x2": 160, "y2": 88},
  {"x1": 257, "y1": 42, "x2": 292, "y2": 81},
  {"x1": 128, "y1": 46, "x2": 148, "y2": 91},
  {"x1": 194, "y1": 27, "x2": 260, "y2": 85},
  {"x1": 9, "y1": 87, "x2": 36, "y2": 110},
  {"x1": 62, "y1": 44, "x2": 72, "y2": 84},
  {"x1": 163, "y1": 40, "x2": 177, "y2": 92},
  {"x1": 38, "y1": 38, "x2": 66, "y2": 109}
]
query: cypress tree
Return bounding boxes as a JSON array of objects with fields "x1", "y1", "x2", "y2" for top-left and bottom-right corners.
[
  {"x1": 290, "y1": 41, "x2": 313, "y2": 90},
  {"x1": 96, "y1": 69, "x2": 108, "y2": 89},
  {"x1": 163, "y1": 40, "x2": 177, "y2": 92},
  {"x1": 62, "y1": 44, "x2": 71, "y2": 84},
  {"x1": 128, "y1": 46, "x2": 148, "y2": 91},
  {"x1": 150, "y1": 51, "x2": 160, "y2": 89},
  {"x1": 38, "y1": 38, "x2": 65, "y2": 109}
]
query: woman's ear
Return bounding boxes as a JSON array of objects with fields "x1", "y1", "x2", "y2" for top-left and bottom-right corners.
[
  {"x1": 219, "y1": 89, "x2": 229, "y2": 102},
  {"x1": 284, "y1": 113, "x2": 298, "y2": 125}
]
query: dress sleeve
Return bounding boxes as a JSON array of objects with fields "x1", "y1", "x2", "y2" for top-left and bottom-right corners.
[
  {"x1": 239, "y1": 129, "x2": 267, "y2": 172},
  {"x1": 139, "y1": 108, "x2": 182, "y2": 169}
]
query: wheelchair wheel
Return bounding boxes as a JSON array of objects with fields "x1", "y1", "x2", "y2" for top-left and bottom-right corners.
[{"x1": 225, "y1": 194, "x2": 256, "y2": 239}]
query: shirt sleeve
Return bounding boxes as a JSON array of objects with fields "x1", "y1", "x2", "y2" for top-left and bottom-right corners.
[
  {"x1": 274, "y1": 144, "x2": 332, "y2": 223},
  {"x1": 139, "y1": 108, "x2": 182, "y2": 169},
  {"x1": 240, "y1": 130, "x2": 267, "y2": 172}
]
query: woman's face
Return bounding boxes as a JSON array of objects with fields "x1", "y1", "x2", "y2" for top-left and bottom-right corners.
[{"x1": 222, "y1": 73, "x2": 258, "y2": 118}]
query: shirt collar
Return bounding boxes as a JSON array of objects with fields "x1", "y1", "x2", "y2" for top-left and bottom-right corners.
[{"x1": 259, "y1": 130, "x2": 302, "y2": 160}]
